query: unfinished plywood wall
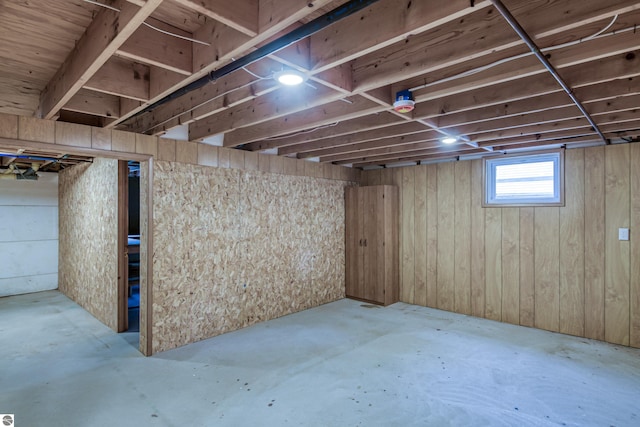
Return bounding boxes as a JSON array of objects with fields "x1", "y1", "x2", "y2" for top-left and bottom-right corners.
[
  {"x1": 362, "y1": 145, "x2": 640, "y2": 349},
  {"x1": 59, "y1": 158, "x2": 119, "y2": 330},
  {"x1": 151, "y1": 161, "x2": 349, "y2": 353}
]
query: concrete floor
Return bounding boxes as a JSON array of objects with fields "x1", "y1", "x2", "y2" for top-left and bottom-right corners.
[{"x1": 1, "y1": 291, "x2": 639, "y2": 427}]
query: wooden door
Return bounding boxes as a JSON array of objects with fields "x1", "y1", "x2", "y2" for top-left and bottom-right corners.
[
  {"x1": 362, "y1": 186, "x2": 385, "y2": 303},
  {"x1": 345, "y1": 187, "x2": 364, "y2": 299}
]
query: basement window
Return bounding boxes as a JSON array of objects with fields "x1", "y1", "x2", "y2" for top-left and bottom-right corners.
[{"x1": 484, "y1": 150, "x2": 564, "y2": 207}]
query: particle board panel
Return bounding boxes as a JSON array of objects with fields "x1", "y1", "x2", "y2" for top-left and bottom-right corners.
[
  {"x1": 269, "y1": 155, "x2": 284, "y2": 175},
  {"x1": 218, "y1": 147, "x2": 230, "y2": 168},
  {"x1": 425, "y1": 164, "x2": 438, "y2": 308},
  {"x1": 112, "y1": 129, "x2": 136, "y2": 153},
  {"x1": 454, "y1": 161, "x2": 471, "y2": 315},
  {"x1": 91, "y1": 127, "x2": 112, "y2": 151},
  {"x1": 559, "y1": 148, "x2": 585, "y2": 337},
  {"x1": 176, "y1": 140, "x2": 198, "y2": 164},
  {"x1": 604, "y1": 144, "x2": 630, "y2": 346},
  {"x1": 18, "y1": 116, "x2": 54, "y2": 143},
  {"x1": 197, "y1": 144, "x2": 218, "y2": 167},
  {"x1": 0, "y1": 113, "x2": 18, "y2": 138},
  {"x1": 58, "y1": 158, "x2": 119, "y2": 331},
  {"x1": 55, "y1": 122, "x2": 91, "y2": 148},
  {"x1": 157, "y1": 138, "x2": 177, "y2": 162},
  {"x1": 501, "y1": 208, "x2": 519, "y2": 325},
  {"x1": 436, "y1": 162, "x2": 454, "y2": 311},
  {"x1": 400, "y1": 167, "x2": 415, "y2": 304},
  {"x1": 150, "y1": 161, "x2": 347, "y2": 353},
  {"x1": 229, "y1": 148, "x2": 245, "y2": 169},
  {"x1": 244, "y1": 151, "x2": 259, "y2": 171},
  {"x1": 519, "y1": 207, "x2": 535, "y2": 327},
  {"x1": 470, "y1": 160, "x2": 485, "y2": 318},
  {"x1": 534, "y1": 207, "x2": 560, "y2": 333},
  {"x1": 414, "y1": 165, "x2": 428, "y2": 307},
  {"x1": 630, "y1": 143, "x2": 640, "y2": 348},
  {"x1": 584, "y1": 146, "x2": 605, "y2": 341},
  {"x1": 136, "y1": 134, "x2": 158, "y2": 157},
  {"x1": 283, "y1": 157, "x2": 298, "y2": 176},
  {"x1": 485, "y1": 207, "x2": 502, "y2": 321}
]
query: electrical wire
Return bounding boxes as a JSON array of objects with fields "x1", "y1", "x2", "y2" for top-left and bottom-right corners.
[
  {"x1": 264, "y1": 122, "x2": 342, "y2": 140},
  {"x1": 83, "y1": 0, "x2": 211, "y2": 46},
  {"x1": 410, "y1": 14, "x2": 621, "y2": 92}
]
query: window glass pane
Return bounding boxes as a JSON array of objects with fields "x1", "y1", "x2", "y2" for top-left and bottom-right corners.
[
  {"x1": 484, "y1": 151, "x2": 563, "y2": 206},
  {"x1": 494, "y1": 161, "x2": 555, "y2": 199}
]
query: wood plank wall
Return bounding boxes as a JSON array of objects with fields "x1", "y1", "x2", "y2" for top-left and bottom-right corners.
[
  {"x1": 361, "y1": 145, "x2": 640, "y2": 349},
  {"x1": 0, "y1": 113, "x2": 360, "y2": 183}
]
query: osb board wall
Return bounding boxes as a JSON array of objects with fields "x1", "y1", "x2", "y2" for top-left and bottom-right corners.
[
  {"x1": 59, "y1": 157, "x2": 119, "y2": 330},
  {"x1": 151, "y1": 161, "x2": 349, "y2": 353},
  {"x1": 361, "y1": 145, "x2": 640, "y2": 349}
]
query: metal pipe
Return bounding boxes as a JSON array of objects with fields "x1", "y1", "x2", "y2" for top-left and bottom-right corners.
[
  {"x1": 124, "y1": 0, "x2": 382, "y2": 125},
  {"x1": 489, "y1": 0, "x2": 609, "y2": 144}
]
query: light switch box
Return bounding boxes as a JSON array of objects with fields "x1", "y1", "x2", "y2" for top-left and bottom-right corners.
[{"x1": 619, "y1": 228, "x2": 629, "y2": 241}]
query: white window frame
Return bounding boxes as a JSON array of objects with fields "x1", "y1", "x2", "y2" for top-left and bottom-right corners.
[{"x1": 483, "y1": 150, "x2": 565, "y2": 207}]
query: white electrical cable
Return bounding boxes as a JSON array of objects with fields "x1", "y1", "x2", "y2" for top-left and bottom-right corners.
[
  {"x1": 241, "y1": 67, "x2": 269, "y2": 80},
  {"x1": 83, "y1": 0, "x2": 211, "y2": 46},
  {"x1": 410, "y1": 14, "x2": 622, "y2": 92},
  {"x1": 264, "y1": 122, "x2": 341, "y2": 140}
]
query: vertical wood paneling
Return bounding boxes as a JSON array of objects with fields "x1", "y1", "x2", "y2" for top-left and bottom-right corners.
[
  {"x1": 584, "y1": 146, "x2": 605, "y2": 341},
  {"x1": 437, "y1": 162, "x2": 455, "y2": 311},
  {"x1": 400, "y1": 167, "x2": 415, "y2": 303},
  {"x1": 218, "y1": 147, "x2": 231, "y2": 168},
  {"x1": 426, "y1": 165, "x2": 438, "y2": 307},
  {"x1": 470, "y1": 160, "x2": 485, "y2": 318},
  {"x1": 366, "y1": 169, "x2": 382, "y2": 186},
  {"x1": 502, "y1": 208, "x2": 519, "y2": 325},
  {"x1": 229, "y1": 148, "x2": 245, "y2": 169},
  {"x1": 414, "y1": 166, "x2": 428, "y2": 307},
  {"x1": 454, "y1": 161, "x2": 471, "y2": 315},
  {"x1": 485, "y1": 208, "x2": 502, "y2": 321},
  {"x1": 559, "y1": 149, "x2": 585, "y2": 337},
  {"x1": 535, "y1": 207, "x2": 560, "y2": 332},
  {"x1": 357, "y1": 145, "x2": 639, "y2": 349},
  {"x1": 630, "y1": 143, "x2": 640, "y2": 348},
  {"x1": 519, "y1": 208, "x2": 535, "y2": 327},
  {"x1": 605, "y1": 144, "x2": 630, "y2": 346}
]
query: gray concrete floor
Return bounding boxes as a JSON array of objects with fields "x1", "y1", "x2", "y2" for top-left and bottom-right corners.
[{"x1": 1, "y1": 291, "x2": 639, "y2": 427}]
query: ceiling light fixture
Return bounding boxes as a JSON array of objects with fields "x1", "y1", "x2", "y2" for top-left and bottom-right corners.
[
  {"x1": 441, "y1": 137, "x2": 458, "y2": 144},
  {"x1": 274, "y1": 69, "x2": 307, "y2": 86},
  {"x1": 393, "y1": 90, "x2": 415, "y2": 113}
]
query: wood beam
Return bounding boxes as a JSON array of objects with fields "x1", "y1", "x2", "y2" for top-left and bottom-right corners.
[
  {"x1": 189, "y1": 83, "x2": 345, "y2": 138},
  {"x1": 117, "y1": 17, "x2": 192, "y2": 75},
  {"x1": 85, "y1": 57, "x2": 150, "y2": 101},
  {"x1": 63, "y1": 89, "x2": 120, "y2": 118},
  {"x1": 309, "y1": 0, "x2": 492, "y2": 72},
  {"x1": 172, "y1": 0, "x2": 258, "y2": 37},
  {"x1": 38, "y1": 0, "x2": 163, "y2": 119},
  {"x1": 352, "y1": 148, "x2": 487, "y2": 168},
  {"x1": 212, "y1": 96, "x2": 384, "y2": 146}
]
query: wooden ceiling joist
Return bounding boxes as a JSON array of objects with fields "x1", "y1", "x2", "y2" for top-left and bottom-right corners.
[{"x1": 38, "y1": 0, "x2": 164, "y2": 119}]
